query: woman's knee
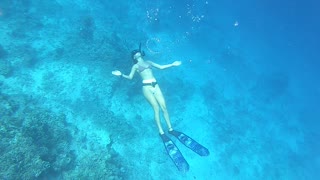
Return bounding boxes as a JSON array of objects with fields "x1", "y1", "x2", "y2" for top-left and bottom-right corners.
[
  {"x1": 152, "y1": 104, "x2": 160, "y2": 113},
  {"x1": 160, "y1": 105, "x2": 168, "y2": 113}
]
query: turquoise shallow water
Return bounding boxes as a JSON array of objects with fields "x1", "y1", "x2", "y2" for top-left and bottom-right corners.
[{"x1": 0, "y1": 0, "x2": 319, "y2": 179}]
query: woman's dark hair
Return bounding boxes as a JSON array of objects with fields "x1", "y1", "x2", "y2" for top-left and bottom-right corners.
[{"x1": 131, "y1": 43, "x2": 145, "y2": 64}]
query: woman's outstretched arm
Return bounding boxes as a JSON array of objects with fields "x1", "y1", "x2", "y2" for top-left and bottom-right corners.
[
  {"x1": 112, "y1": 65, "x2": 137, "y2": 80},
  {"x1": 147, "y1": 60, "x2": 181, "y2": 70}
]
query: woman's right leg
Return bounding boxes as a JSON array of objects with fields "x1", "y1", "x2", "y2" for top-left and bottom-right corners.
[
  {"x1": 153, "y1": 85, "x2": 173, "y2": 131},
  {"x1": 143, "y1": 87, "x2": 164, "y2": 134}
]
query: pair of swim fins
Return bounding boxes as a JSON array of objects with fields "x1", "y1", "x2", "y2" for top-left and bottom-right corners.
[{"x1": 160, "y1": 130, "x2": 210, "y2": 172}]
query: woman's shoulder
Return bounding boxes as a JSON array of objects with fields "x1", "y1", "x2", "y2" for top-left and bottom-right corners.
[{"x1": 145, "y1": 60, "x2": 155, "y2": 65}]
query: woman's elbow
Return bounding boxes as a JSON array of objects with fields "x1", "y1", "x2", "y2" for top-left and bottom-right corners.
[{"x1": 128, "y1": 75, "x2": 134, "y2": 80}]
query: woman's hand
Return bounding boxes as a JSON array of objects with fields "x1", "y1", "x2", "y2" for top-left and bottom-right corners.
[
  {"x1": 172, "y1": 61, "x2": 182, "y2": 66},
  {"x1": 112, "y1": 70, "x2": 122, "y2": 76}
]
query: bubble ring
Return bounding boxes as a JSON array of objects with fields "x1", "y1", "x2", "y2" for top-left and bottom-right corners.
[{"x1": 146, "y1": 37, "x2": 161, "y2": 54}]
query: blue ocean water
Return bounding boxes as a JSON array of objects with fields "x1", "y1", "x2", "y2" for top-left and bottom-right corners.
[{"x1": 0, "y1": 0, "x2": 319, "y2": 179}]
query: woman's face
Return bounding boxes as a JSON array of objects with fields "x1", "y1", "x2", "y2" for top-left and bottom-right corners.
[{"x1": 134, "y1": 52, "x2": 142, "y2": 60}]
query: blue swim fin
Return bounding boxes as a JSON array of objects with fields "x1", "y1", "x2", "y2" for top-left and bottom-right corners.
[
  {"x1": 169, "y1": 130, "x2": 210, "y2": 156},
  {"x1": 160, "y1": 133, "x2": 189, "y2": 172}
]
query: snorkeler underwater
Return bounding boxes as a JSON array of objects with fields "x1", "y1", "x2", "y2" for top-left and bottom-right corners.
[{"x1": 0, "y1": 0, "x2": 319, "y2": 179}]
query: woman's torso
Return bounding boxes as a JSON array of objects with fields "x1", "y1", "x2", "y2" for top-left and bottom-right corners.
[{"x1": 136, "y1": 62, "x2": 155, "y2": 80}]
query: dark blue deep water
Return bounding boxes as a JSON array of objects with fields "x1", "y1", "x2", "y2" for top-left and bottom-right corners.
[{"x1": 0, "y1": 0, "x2": 319, "y2": 179}]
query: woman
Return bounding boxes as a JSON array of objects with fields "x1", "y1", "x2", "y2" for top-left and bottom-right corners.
[
  {"x1": 112, "y1": 49, "x2": 181, "y2": 135},
  {"x1": 113, "y1": 48, "x2": 209, "y2": 172}
]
